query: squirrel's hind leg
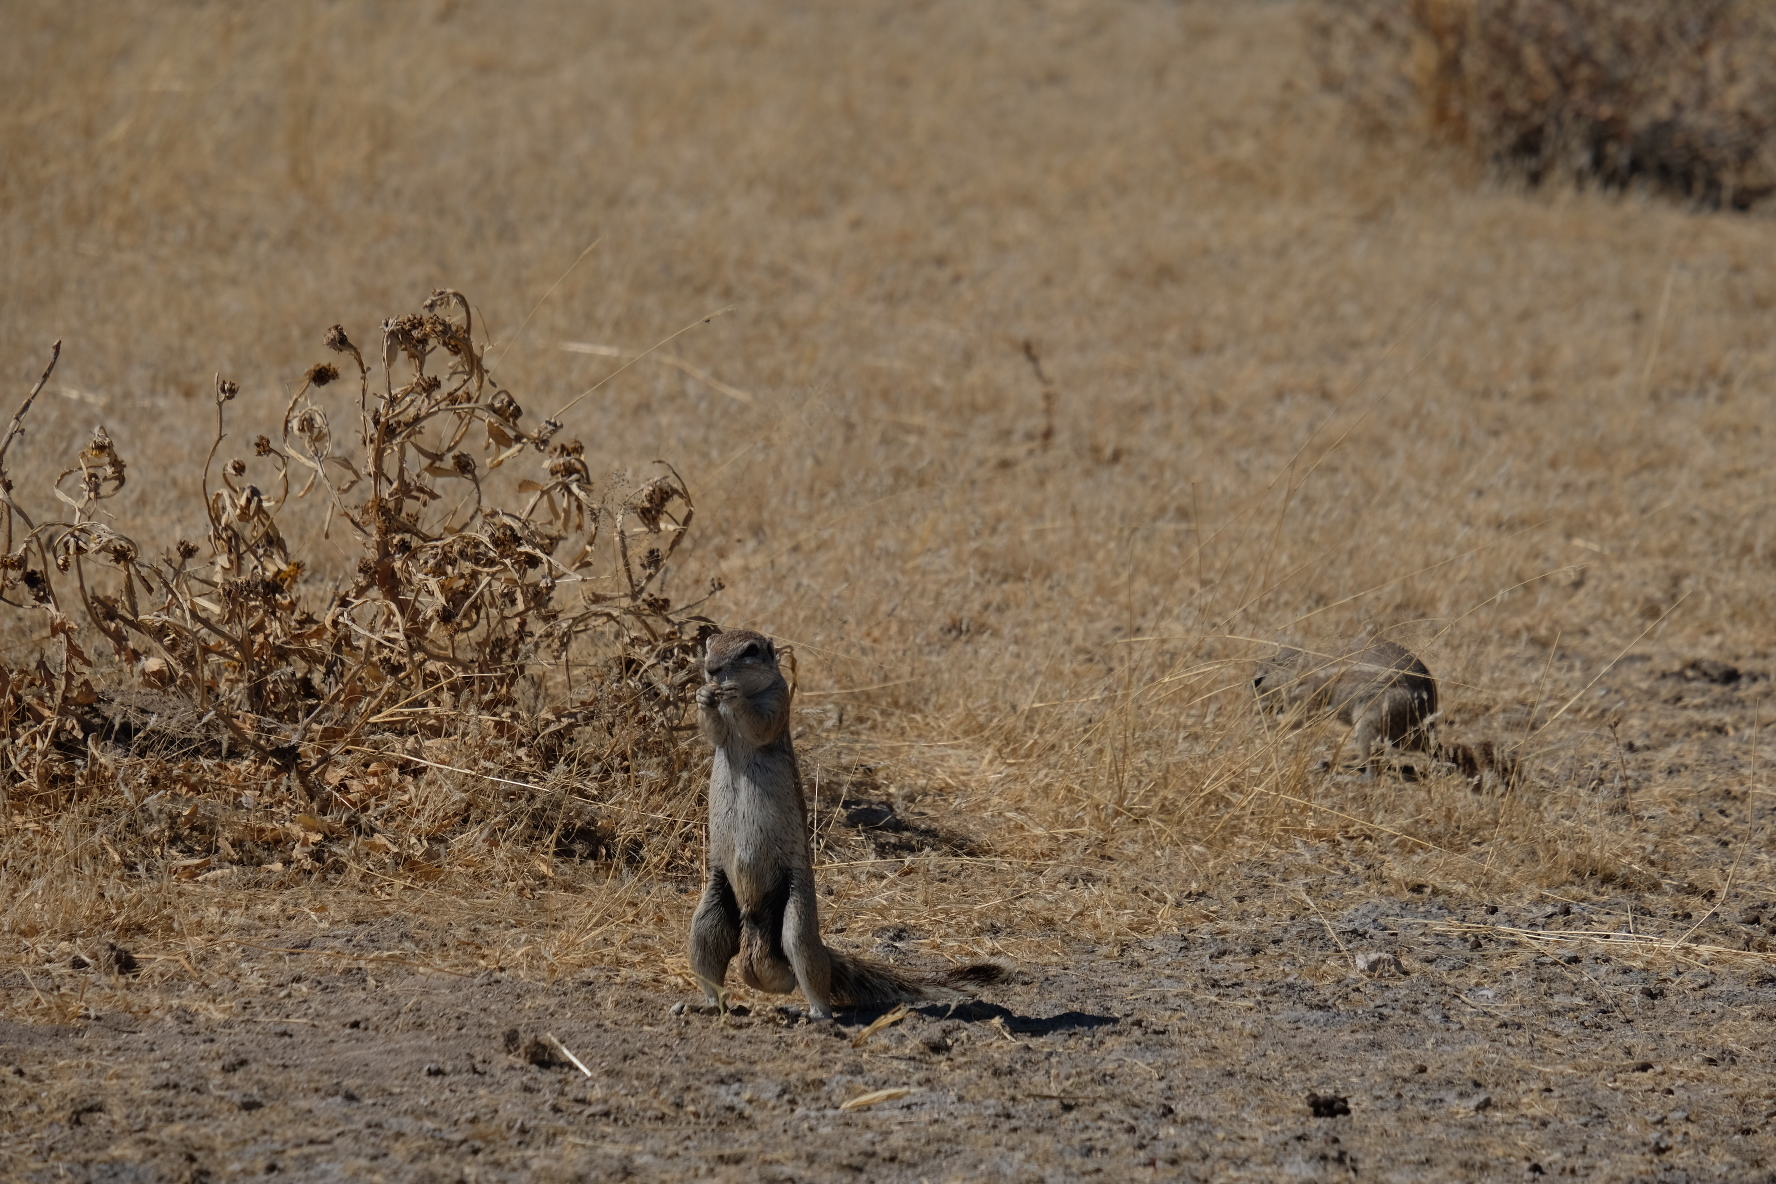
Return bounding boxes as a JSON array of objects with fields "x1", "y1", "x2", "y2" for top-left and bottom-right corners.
[
  {"x1": 689, "y1": 871, "x2": 741, "y2": 1006},
  {"x1": 783, "y1": 872, "x2": 835, "y2": 1019}
]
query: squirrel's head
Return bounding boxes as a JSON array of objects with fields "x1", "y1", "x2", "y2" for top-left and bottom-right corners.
[
  {"x1": 705, "y1": 629, "x2": 781, "y2": 694},
  {"x1": 1252, "y1": 644, "x2": 1310, "y2": 712}
]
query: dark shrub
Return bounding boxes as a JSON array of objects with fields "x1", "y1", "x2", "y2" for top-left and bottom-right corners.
[{"x1": 1309, "y1": 0, "x2": 1776, "y2": 208}]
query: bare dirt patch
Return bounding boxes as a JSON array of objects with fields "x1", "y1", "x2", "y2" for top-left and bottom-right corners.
[{"x1": 5, "y1": 871, "x2": 1774, "y2": 1182}]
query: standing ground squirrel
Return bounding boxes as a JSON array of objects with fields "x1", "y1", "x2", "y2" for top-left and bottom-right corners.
[
  {"x1": 1252, "y1": 638, "x2": 1439, "y2": 772},
  {"x1": 689, "y1": 629, "x2": 1006, "y2": 1018}
]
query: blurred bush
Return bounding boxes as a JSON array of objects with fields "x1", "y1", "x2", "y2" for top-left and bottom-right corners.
[{"x1": 1309, "y1": 0, "x2": 1776, "y2": 208}]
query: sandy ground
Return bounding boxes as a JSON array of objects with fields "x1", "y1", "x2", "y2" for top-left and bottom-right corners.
[{"x1": 5, "y1": 883, "x2": 1774, "y2": 1184}]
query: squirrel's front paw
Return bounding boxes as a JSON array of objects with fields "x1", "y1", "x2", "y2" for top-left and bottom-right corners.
[{"x1": 696, "y1": 682, "x2": 738, "y2": 708}]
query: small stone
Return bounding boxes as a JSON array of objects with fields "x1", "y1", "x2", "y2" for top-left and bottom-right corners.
[
  {"x1": 1469, "y1": 1093, "x2": 1493, "y2": 1112},
  {"x1": 1306, "y1": 1092, "x2": 1350, "y2": 1118},
  {"x1": 238, "y1": 1096, "x2": 264, "y2": 1112},
  {"x1": 1650, "y1": 1132, "x2": 1673, "y2": 1155},
  {"x1": 669, "y1": 1001, "x2": 687, "y2": 1016},
  {"x1": 423, "y1": 1063, "x2": 445, "y2": 1077}
]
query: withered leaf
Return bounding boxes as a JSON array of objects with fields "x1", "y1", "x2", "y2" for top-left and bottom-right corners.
[
  {"x1": 403, "y1": 859, "x2": 446, "y2": 882},
  {"x1": 294, "y1": 812, "x2": 349, "y2": 838}
]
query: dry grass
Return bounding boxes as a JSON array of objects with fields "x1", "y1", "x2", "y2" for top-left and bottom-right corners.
[{"x1": 5, "y1": 0, "x2": 1776, "y2": 1020}]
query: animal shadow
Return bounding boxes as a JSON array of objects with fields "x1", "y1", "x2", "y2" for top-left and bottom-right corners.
[{"x1": 907, "y1": 999, "x2": 1120, "y2": 1035}]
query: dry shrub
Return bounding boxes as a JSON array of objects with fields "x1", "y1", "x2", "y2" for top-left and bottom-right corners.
[
  {"x1": 0, "y1": 292, "x2": 720, "y2": 901},
  {"x1": 1309, "y1": 0, "x2": 1776, "y2": 206}
]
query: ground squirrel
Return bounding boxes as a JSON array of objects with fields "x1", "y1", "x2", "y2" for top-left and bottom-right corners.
[
  {"x1": 1252, "y1": 638, "x2": 1439, "y2": 772},
  {"x1": 689, "y1": 629, "x2": 1005, "y2": 1018}
]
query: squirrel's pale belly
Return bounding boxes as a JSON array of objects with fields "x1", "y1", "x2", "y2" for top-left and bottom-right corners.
[{"x1": 710, "y1": 749, "x2": 806, "y2": 898}]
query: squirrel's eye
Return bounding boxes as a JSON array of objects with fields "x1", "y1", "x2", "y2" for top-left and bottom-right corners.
[{"x1": 742, "y1": 644, "x2": 758, "y2": 658}]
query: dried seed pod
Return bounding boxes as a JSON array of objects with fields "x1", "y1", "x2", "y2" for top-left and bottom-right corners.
[
  {"x1": 489, "y1": 390, "x2": 522, "y2": 422},
  {"x1": 547, "y1": 441, "x2": 591, "y2": 484}
]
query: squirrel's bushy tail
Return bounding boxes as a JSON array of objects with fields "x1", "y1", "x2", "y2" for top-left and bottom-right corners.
[
  {"x1": 1437, "y1": 738, "x2": 1521, "y2": 789},
  {"x1": 827, "y1": 951, "x2": 1008, "y2": 1008}
]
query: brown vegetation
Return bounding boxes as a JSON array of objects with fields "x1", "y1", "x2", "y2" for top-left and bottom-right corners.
[
  {"x1": 4, "y1": 0, "x2": 1774, "y2": 986},
  {"x1": 1, "y1": 284, "x2": 722, "y2": 906}
]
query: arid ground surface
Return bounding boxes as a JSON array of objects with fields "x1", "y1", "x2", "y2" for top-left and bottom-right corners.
[
  {"x1": 6, "y1": 1, "x2": 1776, "y2": 1180},
  {"x1": 6, "y1": 793, "x2": 1776, "y2": 1184}
]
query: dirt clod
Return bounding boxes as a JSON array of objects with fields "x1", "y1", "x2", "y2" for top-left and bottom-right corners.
[
  {"x1": 1354, "y1": 951, "x2": 1405, "y2": 977},
  {"x1": 1675, "y1": 659, "x2": 1744, "y2": 685},
  {"x1": 519, "y1": 1037, "x2": 559, "y2": 1068}
]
